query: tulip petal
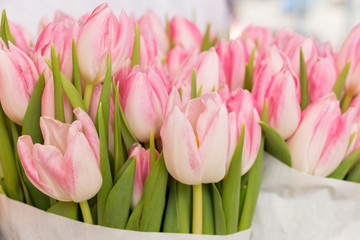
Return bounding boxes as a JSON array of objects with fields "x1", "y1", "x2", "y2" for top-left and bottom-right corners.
[{"x1": 40, "y1": 117, "x2": 70, "y2": 154}]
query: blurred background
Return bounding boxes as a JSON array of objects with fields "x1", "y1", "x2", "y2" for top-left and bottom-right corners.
[{"x1": 2, "y1": 0, "x2": 360, "y2": 49}]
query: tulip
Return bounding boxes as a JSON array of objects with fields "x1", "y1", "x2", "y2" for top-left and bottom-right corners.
[
  {"x1": 252, "y1": 47, "x2": 301, "y2": 139},
  {"x1": 77, "y1": 3, "x2": 131, "y2": 85},
  {"x1": 8, "y1": 21, "x2": 34, "y2": 52},
  {"x1": 120, "y1": 66, "x2": 169, "y2": 143},
  {"x1": 241, "y1": 25, "x2": 273, "y2": 53},
  {"x1": 17, "y1": 108, "x2": 102, "y2": 202},
  {"x1": 221, "y1": 88, "x2": 261, "y2": 174},
  {"x1": 346, "y1": 95, "x2": 360, "y2": 156},
  {"x1": 139, "y1": 29, "x2": 158, "y2": 68},
  {"x1": 160, "y1": 89, "x2": 229, "y2": 185},
  {"x1": 170, "y1": 16, "x2": 202, "y2": 53},
  {"x1": 128, "y1": 143, "x2": 159, "y2": 209},
  {"x1": 166, "y1": 45, "x2": 188, "y2": 81},
  {"x1": 287, "y1": 93, "x2": 355, "y2": 177},
  {"x1": 0, "y1": 40, "x2": 38, "y2": 125},
  {"x1": 336, "y1": 24, "x2": 360, "y2": 95}
]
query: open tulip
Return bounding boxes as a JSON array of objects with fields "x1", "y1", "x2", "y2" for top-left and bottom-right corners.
[
  {"x1": 160, "y1": 89, "x2": 229, "y2": 185},
  {"x1": 17, "y1": 108, "x2": 102, "y2": 202},
  {"x1": 287, "y1": 93, "x2": 355, "y2": 177},
  {"x1": 0, "y1": 40, "x2": 38, "y2": 125},
  {"x1": 170, "y1": 16, "x2": 202, "y2": 53}
]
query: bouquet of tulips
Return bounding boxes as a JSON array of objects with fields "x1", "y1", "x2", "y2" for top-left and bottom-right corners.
[{"x1": 2, "y1": 2, "x2": 360, "y2": 239}]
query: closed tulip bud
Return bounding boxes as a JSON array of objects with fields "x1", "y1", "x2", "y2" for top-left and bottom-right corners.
[
  {"x1": 336, "y1": 24, "x2": 360, "y2": 95},
  {"x1": 17, "y1": 108, "x2": 102, "y2": 202},
  {"x1": 170, "y1": 16, "x2": 202, "y2": 53},
  {"x1": 139, "y1": 30, "x2": 158, "y2": 68},
  {"x1": 0, "y1": 40, "x2": 38, "y2": 125},
  {"x1": 8, "y1": 21, "x2": 34, "y2": 52},
  {"x1": 166, "y1": 45, "x2": 188, "y2": 81},
  {"x1": 128, "y1": 143, "x2": 159, "y2": 209},
  {"x1": 77, "y1": 4, "x2": 131, "y2": 85},
  {"x1": 160, "y1": 89, "x2": 229, "y2": 185},
  {"x1": 241, "y1": 25, "x2": 273, "y2": 53},
  {"x1": 287, "y1": 94, "x2": 355, "y2": 177}
]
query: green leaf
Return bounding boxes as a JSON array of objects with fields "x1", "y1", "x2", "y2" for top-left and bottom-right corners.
[
  {"x1": 239, "y1": 185, "x2": 247, "y2": 220},
  {"x1": 328, "y1": 147, "x2": 360, "y2": 179},
  {"x1": 149, "y1": 129, "x2": 157, "y2": 169},
  {"x1": 131, "y1": 23, "x2": 140, "y2": 67},
  {"x1": 202, "y1": 184, "x2": 214, "y2": 235},
  {"x1": 260, "y1": 121, "x2": 292, "y2": 167},
  {"x1": 333, "y1": 61, "x2": 350, "y2": 101},
  {"x1": 212, "y1": 183, "x2": 226, "y2": 235},
  {"x1": 113, "y1": 81, "x2": 125, "y2": 176},
  {"x1": 118, "y1": 104, "x2": 139, "y2": 153},
  {"x1": 126, "y1": 198, "x2": 144, "y2": 230},
  {"x1": 197, "y1": 85, "x2": 203, "y2": 98},
  {"x1": 346, "y1": 157, "x2": 360, "y2": 183},
  {"x1": 102, "y1": 157, "x2": 136, "y2": 229},
  {"x1": 176, "y1": 181, "x2": 191, "y2": 233},
  {"x1": 260, "y1": 99, "x2": 268, "y2": 122},
  {"x1": 244, "y1": 47, "x2": 256, "y2": 91},
  {"x1": 201, "y1": 23, "x2": 212, "y2": 51},
  {"x1": 239, "y1": 137, "x2": 264, "y2": 231},
  {"x1": 139, "y1": 153, "x2": 168, "y2": 232},
  {"x1": 97, "y1": 103, "x2": 113, "y2": 225},
  {"x1": 191, "y1": 68, "x2": 197, "y2": 99},
  {"x1": 51, "y1": 45, "x2": 65, "y2": 122},
  {"x1": 0, "y1": 10, "x2": 15, "y2": 47},
  {"x1": 47, "y1": 201, "x2": 79, "y2": 221},
  {"x1": 72, "y1": 39, "x2": 82, "y2": 96},
  {"x1": 222, "y1": 125, "x2": 245, "y2": 234},
  {"x1": 163, "y1": 177, "x2": 177, "y2": 233},
  {"x1": 61, "y1": 74, "x2": 86, "y2": 112},
  {"x1": 300, "y1": 48, "x2": 310, "y2": 110}
]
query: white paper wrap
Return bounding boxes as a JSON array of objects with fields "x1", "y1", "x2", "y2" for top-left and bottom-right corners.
[
  {"x1": 0, "y1": 194, "x2": 251, "y2": 240},
  {"x1": 252, "y1": 153, "x2": 360, "y2": 240}
]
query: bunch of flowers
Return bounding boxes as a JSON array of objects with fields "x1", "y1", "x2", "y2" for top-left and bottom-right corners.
[{"x1": 1, "y1": 3, "x2": 360, "y2": 238}]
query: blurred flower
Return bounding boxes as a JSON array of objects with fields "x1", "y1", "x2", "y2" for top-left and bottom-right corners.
[
  {"x1": 8, "y1": 21, "x2": 34, "y2": 52},
  {"x1": 170, "y1": 16, "x2": 202, "y2": 53},
  {"x1": 241, "y1": 25, "x2": 273, "y2": 53}
]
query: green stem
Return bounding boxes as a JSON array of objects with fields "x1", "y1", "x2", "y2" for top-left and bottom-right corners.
[
  {"x1": 192, "y1": 184, "x2": 202, "y2": 234},
  {"x1": 84, "y1": 84, "x2": 94, "y2": 111},
  {"x1": 79, "y1": 200, "x2": 93, "y2": 224},
  {"x1": 341, "y1": 92, "x2": 353, "y2": 113}
]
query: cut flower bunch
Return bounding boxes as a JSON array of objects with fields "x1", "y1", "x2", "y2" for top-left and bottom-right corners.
[{"x1": 1, "y1": 2, "x2": 360, "y2": 238}]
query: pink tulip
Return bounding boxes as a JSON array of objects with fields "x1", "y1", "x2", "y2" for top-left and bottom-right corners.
[
  {"x1": 241, "y1": 25, "x2": 273, "y2": 53},
  {"x1": 128, "y1": 143, "x2": 159, "y2": 209},
  {"x1": 17, "y1": 108, "x2": 102, "y2": 202},
  {"x1": 0, "y1": 40, "x2": 38, "y2": 125},
  {"x1": 120, "y1": 66, "x2": 169, "y2": 142},
  {"x1": 8, "y1": 21, "x2": 34, "y2": 52},
  {"x1": 139, "y1": 10, "x2": 169, "y2": 59},
  {"x1": 220, "y1": 88, "x2": 261, "y2": 174},
  {"x1": 252, "y1": 47, "x2": 301, "y2": 139},
  {"x1": 139, "y1": 29, "x2": 158, "y2": 68},
  {"x1": 170, "y1": 16, "x2": 202, "y2": 53},
  {"x1": 336, "y1": 24, "x2": 360, "y2": 95},
  {"x1": 160, "y1": 89, "x2": 229, "y2": 185},
  {"x1": 77, "y1": 3, "x2": 131, "y2": 84},
  {"x1": 287, "y1": 93, "x2": 355, "y2": 177},
  {"x1": 346, "y1": 95, "x2": 360, "y2": 156},
  {"x1": 216, "y1": 39, "x2": 251, "y2": 91},
  {"x1": 166, "y1": 45, "x2": 188, "y2": 81}
]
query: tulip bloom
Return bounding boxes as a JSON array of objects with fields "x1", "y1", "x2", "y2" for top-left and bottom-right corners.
[
  {"x1": 77, "y1": 3, "x2": 131, "y2": 85},
  {"x1": 336, "y1": 24, "x2": 360, "y2": 95},
  {"x1": 241, "y1": 25, "x2": 273, "y2": 53},
  {"x1": 170, "y1": 16, "x2": 202, "y2": 53},
  {"x1": 160, "y1": 89, "x2": 229, "y2": 185},
  {"x1": 0, "y1": 40, "x2": 38, "y2": 125},
  {"x1": 8, "y1": 21, "x2": 34, "y2": 52},
  {"x1": 128, "y1": 143, "x2": 159, "y2": 209},
  {"x1": 17, "y1": 108, "x2": 102, "y2": 202},
  {"x1": 287, "y1": 94, "x2": 354, "y2": 177}
]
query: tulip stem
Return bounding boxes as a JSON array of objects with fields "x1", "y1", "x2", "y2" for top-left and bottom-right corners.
[
  {"x1": 79, "y1": 200, "x2": 93, "y2": 224},
  {"x1": 84, "y1": 84, "x2": 94, "y2": 112},
  {"x1": 341, "y1": 92, "x2": 353, "y2": 113},
  {"x1": 192, "y1": 184, "x2": 202, "y2": 234}
]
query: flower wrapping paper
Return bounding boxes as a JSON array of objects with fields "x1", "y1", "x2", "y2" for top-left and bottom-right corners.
[
  {"x1": 0, "y1": 195, "x2": 251, "y2": 240},
  {"x1": 252, "y1": 153, "x2": 360, "y2": 240}
]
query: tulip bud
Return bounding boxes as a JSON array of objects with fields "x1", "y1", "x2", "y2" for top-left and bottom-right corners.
[
  {"x1": 287, "y1": 94, "x2": 355, "y2": 177},
  {"x1": 17, "y1": 108, "x2": 102, "y2": 202},
  {"x1": 0, "y1": 40, "x2": 38, "y2": 125},
  {"x1": 8, "y1": 21, "x2": 34, "y2": 52},
  {"x1": 161, "y1": 90, "x2": 229, "y2": 185},
  {"x1": 77, "y1": 4, "x2": 131, "y2": 85},
  {"x1": 241, "y1": 25, "x2": 273, "y2": 53},
  {"x1": 166, "y1": 45, "x2": 188, "y2": 81},
  {"x1": 170, "y1": 16, "x2": 202, "y2": 53}
]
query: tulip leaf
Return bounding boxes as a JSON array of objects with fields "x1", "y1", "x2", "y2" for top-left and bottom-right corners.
[
  {"x1": 261, "y1": 99, "x2": 269, "y2": 123},
  {"x1": 113, "y1": 81, "x2": 125, "y2": 175},
  {"x1": 163, "y1": 177, "x2": 177, "y2": 232},
  {"x1": 47, "y1": 201, "x2": 79, "y2": 221},
  {"x1": 212, "y1": 183, "x2": 226, "y2": 235},
  {"x1": 202, "y1": 184, "x2": 215, "y2": 235},
  {"x1": 239, "y1": 137, "x2": 264, "y2": 231},
  {"x1": 346, "y1": 156, "x2": 360, "y2": 183},
  {"x1": 0, "y1": 10, "x2": 15, "y2": 48},
  {"x1": 300, "y1": 48, "x2": 310, "y2": 110},
  {"x1": 244, "y1": 46, "x2": 256, "y2": 91},
  {"x1": 72, "y1": 39, "x2": 82, "y2": 96},
  {"x1": 126, "y1": 198, "x2": 144, "y2": 230},
  {"x1": 139, "y1": 152, "x2": 168, "y2": 232},
  {"x1": 328, "y1": 147, "x2": 360, "y2": 179},
  {"x1": 260, "y1": 121, "x2": 292, "y2": 167},
  {"x1": 191, "y1": 68, "x2": 197, "y2": 99},
  {"x1": 118, "y1": 103, "x2": 139, "y2": 153},
  {"x1": 201, "y1": 23, "x2": 212, "y2": 52},
  {"x1": 149, "y1": 129, "x2": 157, "y2": 168},
  {"x1": 61, "y1": 74, "x2": 86, "y2": 112},
  {"x1": 102, "y1": 157, "x2": 136, "y2": 229},
  {"x1": 176, "y1": 181, "x2": 191, "y2": 233},
  {"x1": 239, "y1": 185, "x2": 247, "y2": 219},
  {"x1": 131, "y1": 23, "x2": 140, "y2": 67},
  {"x1": 97, "y1": 103, "x2": 113, "y2": 225},
  {"x1": 51, "y1": 45, "x2": 65, "y2": 123},
  {"x1": 333, "y1": 61, "x2": 350, "y2": 101},
  {"x1": 222, "y1": 125, "x2": 245, "y2": 234}
]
